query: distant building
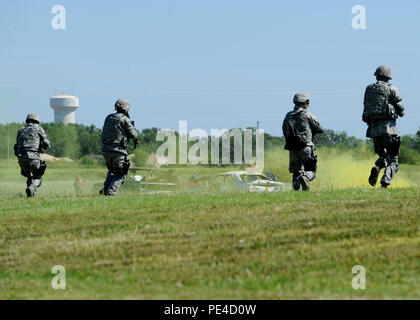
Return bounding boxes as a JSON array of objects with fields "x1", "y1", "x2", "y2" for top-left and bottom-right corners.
[{"x1": 50, "y1": 94, "x2": 79, "y2": 124}]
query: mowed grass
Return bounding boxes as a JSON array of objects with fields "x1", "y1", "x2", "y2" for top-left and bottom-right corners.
[{"x1": 0, "y1": 187, "x2": 419, "y2": 299}]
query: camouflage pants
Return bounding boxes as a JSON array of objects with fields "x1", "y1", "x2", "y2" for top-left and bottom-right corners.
[
  {"x1": 289, "y1": 146, "x2": 318, "y2": 184},
  {"x1": 372, "y1": 134, "x2": 400, "y2": 186},
  {"x1": 103, "y1": 153, "x2": 129, "y2": 196},
  {"x1": 18, "y1": 158, "x2": 44, "y2": 191}
]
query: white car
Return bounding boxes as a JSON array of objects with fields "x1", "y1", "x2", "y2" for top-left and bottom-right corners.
[{"x1": 209, "y1": 171, "x2": 290, "y2": 192}]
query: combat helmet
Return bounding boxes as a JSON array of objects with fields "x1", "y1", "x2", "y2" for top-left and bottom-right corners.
[
  {"x1": 293, "y1": 93, "x2": 310, "y2": 104},
  {"x1": 114, "y1": 98, "x2": 131, "y2": 112},
  {"x1": 374, "y1": 65, "x2": 392, "y2": 80},
  {"x1": 26, "y1": 113, "x2": 40, "y2": 124}
]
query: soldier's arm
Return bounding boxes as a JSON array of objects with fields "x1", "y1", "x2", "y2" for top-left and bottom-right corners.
[
  {"x1": 16, "y1": 128, "x2": 23, "y2": 143},
  {"x1": 390, "y1": 87, "x2": 405, "y2": 117},
  {"x1": 307, "y1": 113, "x2": 324, "y2": 134},
  {"x1": 282, "y1": 119, "x2": 289, "y2": 138},
  {"x1": 122, "y1": 117, "x2": 139, "y2": 142},
  {"x1": 38, "y1": 127, "x2": 51, "y2": 150},
  {"x1": 362, "y1": 87, "x2": 371, "y2": 123},
  {"x1": 14, "y1": 128, "x2": 23, "y2": 156}
]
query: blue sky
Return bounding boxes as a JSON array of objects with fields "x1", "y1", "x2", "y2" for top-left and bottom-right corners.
[{"x1": 1, "y1": 0, "x2": 419, "y2": 138}]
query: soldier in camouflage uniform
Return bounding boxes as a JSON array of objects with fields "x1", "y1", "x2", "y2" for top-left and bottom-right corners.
[
  {"x1": 282, "y1": 93, "x2": 324, "y2": 191},
  {"x1": 363, "y1": 66, "x2": 405, "y2": 188},
  {"x1": 14, "y1": 113, "x2": 51, "y2": 197},
  {"x1": 100, "y1": 98, "x2": 139, "y2": 196}
]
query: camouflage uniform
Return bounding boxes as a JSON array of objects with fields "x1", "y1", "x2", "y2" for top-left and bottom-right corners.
[
  {"x1": 101, "y1": 99, "x2": 139, "y2": 196},
  {"x1": 363, "y1": 66, "x2": 405, "y2": 187},
  {"x1": 14, "y1": 114, "x2": 51, "y2": 197},
  {"x1": 283, "y1": 93, "x2": 323, "y2": 191}
]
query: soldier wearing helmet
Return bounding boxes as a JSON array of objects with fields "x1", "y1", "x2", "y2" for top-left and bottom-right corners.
[
  {"x1": 363, "y1": 65, "x2": 405, "y2": 188},
  {"x1": 100, "y1": 98, "x2": 139, "y2": 196},
  {"x1": 14, "y1": 113, "x2": 51, "y2": 197},
  {"x1": 282, "y1": 93, "x2": 323, "y2": 191}
]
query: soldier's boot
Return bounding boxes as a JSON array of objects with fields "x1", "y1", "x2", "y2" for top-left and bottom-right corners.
[
  {"x1": 99, "y1": 187, "x2": 112, "y2": 196},
  {"x1": 368, "y1": 166, "x2": 380, "y2": 187},
  {"x1": 25, "y1": 177, "x2": 35, "y2": 197},
  {"x1": 25, "y1": 185, "x2": 35, "y2": 198},
  {"x1": 298, "y1": 173, "x2": 310, "y2": 191},
  {"x1": 292, "y1": 175, "x2": 300, "y2": 191}
]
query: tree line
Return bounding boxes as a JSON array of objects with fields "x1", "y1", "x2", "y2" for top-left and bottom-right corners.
[
  {"x1": 1, "y1": 123, "x2": 420, "y2": 165},
  {"x1": 0, "y1": 123, "x2": 102, "y2": 160}
]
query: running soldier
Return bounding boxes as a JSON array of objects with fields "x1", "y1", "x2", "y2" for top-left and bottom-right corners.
[
  {"x1": 100, "y1": 98, "x2": 139, "y2": 196},
  {"x1": 282, "y1": 93, "x2": 324, "y2": 191},
  {"x1": 14, "y1": 113, "x2": 51, "y2": 197},
  {"x1": 363, "y1": 65, "x2": 405, "y2": 188}
]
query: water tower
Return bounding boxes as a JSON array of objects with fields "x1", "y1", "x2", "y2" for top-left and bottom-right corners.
[{"x1": 50, "y1": 94, "x2": 79, "y2": 124}]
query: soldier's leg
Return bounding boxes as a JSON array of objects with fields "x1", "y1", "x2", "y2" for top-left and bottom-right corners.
[
  {"x1": 31, "y1": 177, "x2": 42, "y2": 190},
  {"x1": 289, "y1": 151, "x2": 302, "y2": 191},
  {"x1": 18, "y1": 158, "x2": 30, "y2": 181},
  {"x1": 100, "y1": 155, "x2": 114, "y2": 195},
  {"x1": 30, "y1": 160, "x2": 43, "y2": 192},
  {"x1": 102, "y1": 172, "x2": 114, "y2": 195},
  {"x1": 369, "y1": 136, "x2": 386, "y2": 186},
  {"x1": 18, "y1": 158, "x2": 34, "y2": 197},
  {"x1": 107, "y1": 175, "x2": 126, "y2": 196},
  {"x1": 380, "y1": 135, "x2": 401, "y2": 187},
  {"x1": 24, "y1": 172, "x2": 32, "y2": 189},
  {"x1": 302, "y1": 147, "x2": 317, "y2": 181},
  {"x1": 373, "y1": 136, "x2": 387, "y2": 169},
  {"x1": 381, "y1": 161, "x2": 399, "y2": 187},
  {"x1": 106, "y1": 155, "x2": 128, "y2": 196},
  {"x1": 300, "y1": 147, "x2": 317, "y2": 191}
]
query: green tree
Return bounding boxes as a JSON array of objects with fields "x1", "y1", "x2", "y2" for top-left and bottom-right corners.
[
  {"x1": 42, "y1": 123, "x2": 80, "y2": 159},
  {"x1": 315, "y1": 129, "x2": 362, "y2": 148}
]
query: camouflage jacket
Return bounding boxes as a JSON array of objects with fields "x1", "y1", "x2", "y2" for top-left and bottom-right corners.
[
  {"x1": 14, "y1": 123, "x2": 51, "y2": 160},
  {"x1": 363, "y1": 80, "x2": 405, "y2": 138},
  {"x1": 101, "y1": 112, "x2": 138, "y2": 155},
  {"x1": 282, "y1": 106, "x2": 324, "y2": 151}
]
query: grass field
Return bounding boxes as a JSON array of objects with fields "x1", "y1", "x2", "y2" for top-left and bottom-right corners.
[{"x1": 0, "y1": 156, "x2": 419, "y2": 299}]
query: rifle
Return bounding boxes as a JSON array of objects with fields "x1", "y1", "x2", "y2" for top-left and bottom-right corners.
[
  {"x1": 130, "y1": 120, "x2": 140, "y2": 149},
  {"x1": 123, "y1": 111, "x2": 140, "y2": 149}
]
